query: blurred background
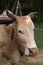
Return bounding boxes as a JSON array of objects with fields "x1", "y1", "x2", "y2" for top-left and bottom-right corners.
[{"x1": 0, "y1": 0, "x2": 43, "y2": 23}]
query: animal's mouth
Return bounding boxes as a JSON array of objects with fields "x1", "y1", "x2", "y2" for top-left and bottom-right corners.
[{"x1": 29, "y1": 48, "x2": 39, "y2": 56}]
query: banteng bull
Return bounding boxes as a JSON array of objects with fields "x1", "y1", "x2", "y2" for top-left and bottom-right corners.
[
  {"x1": 6, "y1": 10, "x2": 39, "y2": 56},
  {"x1": 0, "y1": 10, "x2": 39, "y2": 64}
]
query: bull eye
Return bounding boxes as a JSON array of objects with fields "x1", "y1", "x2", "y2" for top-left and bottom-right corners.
[{"x1": 18, "y1": 30, "x2": 23, "y2": 34}]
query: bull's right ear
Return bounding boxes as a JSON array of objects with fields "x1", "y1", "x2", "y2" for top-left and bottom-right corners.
[
  {"x1": 6, "y1": 10, "x2": 17, "y2": 20},
  {"x1": 29, "y1": 12, "x2": 38, "y2": 18}
]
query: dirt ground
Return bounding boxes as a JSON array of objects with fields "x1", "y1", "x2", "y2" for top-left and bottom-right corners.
[
  {"x1": 0, "y1": 50, "x2": 43, "y2": 65},
  {"x1": 27, "y1": 50, "x2": 43, "y2": 63}
]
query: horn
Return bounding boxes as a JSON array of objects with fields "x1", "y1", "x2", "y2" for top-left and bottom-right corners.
[
  {"x1": 0, "y1": 17, "x2": 14, "y2": 24},
  {"x1": 6, "y1": 10, "x2": 17, "y2": 20},
  {"x1": 29, "y1": 12, "x2": 38, "y2": 18}
]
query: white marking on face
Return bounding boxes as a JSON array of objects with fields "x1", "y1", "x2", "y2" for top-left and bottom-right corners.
[
  {"x1": 18, "y1": 26, "x2": 22, "y2": 31},
  {"x1": 26, "y1": 16, "x2": 34, "y2": 29},
  {"x1": 26, "y1": 41, "x2": 37, "y2": 48},
  {"x1": 26, "y1": 16, "x2": 32, "y2": 24},
  {"x1": 25, "y1": 47, "x2": 30, "y2": 55}
]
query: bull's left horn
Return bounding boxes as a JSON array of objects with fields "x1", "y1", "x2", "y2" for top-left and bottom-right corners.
[{"x1": 6, "y1": 10, "x2": 17, "y2": 20}]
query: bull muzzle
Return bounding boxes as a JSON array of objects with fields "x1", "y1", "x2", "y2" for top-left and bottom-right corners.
[{"x1": 29, "y1": 48, "x2": 39, "y2": 56}]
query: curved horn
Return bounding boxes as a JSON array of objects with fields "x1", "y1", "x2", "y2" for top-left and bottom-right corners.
[
  {"x1": 29, "y1": 12, "x2": 38, "y2": 18},
  {"x1": 6, "y1": 10, "x2": 17, "y2": 20},
  {"x1": 0, "y1": 17, "x2": 14, "y2": 24}
]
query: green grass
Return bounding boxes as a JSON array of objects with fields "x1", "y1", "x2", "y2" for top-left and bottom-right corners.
[
  {"x1": 34, "y1": 30, "x2": 43, "y2": 50},
  {"x1": 34, "y1": 23, "x2": 43, "y2": 50},
  {"x1": 35, "y1": 23, "x2": 43, "y2": 29}
]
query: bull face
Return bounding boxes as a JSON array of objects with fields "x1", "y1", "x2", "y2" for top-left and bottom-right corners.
[
  {"x1": 16, "y1": 16, "x2": 39, "y2": 56},
  {"x1": 4, "y1": 10, "x2": 39, "y2": 56}
]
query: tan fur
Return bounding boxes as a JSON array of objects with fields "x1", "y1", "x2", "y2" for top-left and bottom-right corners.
[{"x1": 0, "y1": 25, "x2": 20, "y2": 63}]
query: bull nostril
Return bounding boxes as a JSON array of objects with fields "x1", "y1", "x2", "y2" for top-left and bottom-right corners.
[
  {"x1": 29, "y1": 48, "x2": 39, "y2": 56},
  {"x1": 29, "y1": 49, "x2": 33, "y2": 53}
]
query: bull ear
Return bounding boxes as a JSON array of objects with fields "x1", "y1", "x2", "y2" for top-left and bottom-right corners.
[
  {"x1": 29, "y1": 12, "x2": 38, "y2": 18},
  {"x1": 6, "y1": 10, "x2": 17, "y2": 20}
]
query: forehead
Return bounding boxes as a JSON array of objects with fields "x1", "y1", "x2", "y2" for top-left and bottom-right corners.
[
  {"x1": 16, "y1": 16, "x2": 34, "y2": 30},
  {"x1": 17, "y1": 16, "x2": 31, "y2": 25}
]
